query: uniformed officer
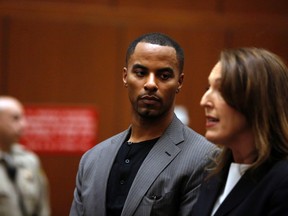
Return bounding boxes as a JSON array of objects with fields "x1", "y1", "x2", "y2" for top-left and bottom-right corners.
[{"x1": 0, "y1": 96, "x2": 50, "y2": 216}]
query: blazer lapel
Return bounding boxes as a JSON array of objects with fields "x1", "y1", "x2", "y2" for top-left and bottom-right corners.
[
  {"x1": 214, "y1": 173, "x2": 257, "y2": 216},
  {"x1": 121, "y1": 115, "x2": 183, "y2": 216},
  {"x1": 193, "y1": 169, "x2": 227, "y2": 216},
  {"x1": 214, "y1": 162, "x2": 272, "y2": 216},
  {"x1": 92, "y1": 130, "x2": 129, "y2": 213}
]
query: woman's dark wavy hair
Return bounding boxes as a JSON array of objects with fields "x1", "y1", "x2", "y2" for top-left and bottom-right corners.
[
  {"x1": 211, "y1": 47, "x2": 288, "y2": 175},
  {"x1": 125, "y1": 32, "x2": 184, "y2": 73}
]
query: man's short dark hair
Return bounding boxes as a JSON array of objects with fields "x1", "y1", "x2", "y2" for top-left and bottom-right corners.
[{"x1": 125, "y1": 32, "x2": 184, "y2": 73}]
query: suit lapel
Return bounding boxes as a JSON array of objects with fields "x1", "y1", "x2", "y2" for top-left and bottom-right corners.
[
  {"x1": 193, "y1": 169, "x2": 227, "y2": 216},
  {"x1": 121, "y1": 115, "x2": 183, "y2": 216},
  {"x1": 194, "y1": 159, "x2": 278, "y2": 216},
  {"x1": 214, "y1": 162, "x2": 272, "y2": 216},
  {"x1": 214, "y1": 172, "x2": 257, "y2": 216},
  {"x1": 93, "y1": 130, "x2": 129, "y2": 213}
]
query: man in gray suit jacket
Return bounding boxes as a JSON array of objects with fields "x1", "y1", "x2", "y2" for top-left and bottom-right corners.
[{"x1": 70, "y1": 32, "x2": 216, "y2": 216}]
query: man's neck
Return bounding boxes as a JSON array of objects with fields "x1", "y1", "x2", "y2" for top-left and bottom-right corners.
[{"x1": 129, "y1": 112, "x2": 173, "y2": 143}]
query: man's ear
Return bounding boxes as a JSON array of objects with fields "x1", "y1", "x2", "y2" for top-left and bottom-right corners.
[
  {"x1": 123, "y1": 67, "x2": 128, "y2": 87},
  {"x1": 177, "y1": 73, "x2": 184, "y2": 93}
]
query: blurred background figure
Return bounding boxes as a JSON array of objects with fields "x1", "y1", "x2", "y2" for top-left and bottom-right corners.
[{"x1": 0, "y1": 96, "x2": 50, "y2": 216}]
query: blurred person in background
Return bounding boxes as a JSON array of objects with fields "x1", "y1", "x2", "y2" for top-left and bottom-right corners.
[
  {"x1": 191, "y1": 48, "x2": 288, "y2": 215},
  {"x1": 70, "y1": 32, "x2": 216, "y2": 216},
  {"x1": 0, "y1": 96, "x2": 50, "y2": 216}
]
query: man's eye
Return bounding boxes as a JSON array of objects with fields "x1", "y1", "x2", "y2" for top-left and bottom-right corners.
[
  {"x1": 160, "y1": 73, "x2": 172, "y2": 80},
  {"x1": 135, "y1": 71, "x2": 146, "y2": 77}
]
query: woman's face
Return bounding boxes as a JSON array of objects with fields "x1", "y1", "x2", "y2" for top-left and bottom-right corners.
[{"x1": 200, "y1": 62, "x2": 251, "y2": 147}]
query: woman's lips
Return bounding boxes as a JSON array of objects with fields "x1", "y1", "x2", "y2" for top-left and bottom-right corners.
[{"x1": 205, "y1": 116, "x2": 219, "y2": 128}]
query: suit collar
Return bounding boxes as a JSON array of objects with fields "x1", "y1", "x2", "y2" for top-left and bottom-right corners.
[
  {"x1": 92, "y1": 129, "x2": 130, "y2": 214},
  {"x1": 198, "y1": 160, "x2": 273, "y2": 216},
  {"x1": 121, "y1": 115, "x2": 184, "y2": 216},
  {"x1": 213, "y1": 171, "x2": 258, "y2": 215},
  {"x1": 214, "y1": 160, "x2": 276, "y2": 215},
  {"x1": 194, "y1": 166, "x2": 228, "y2": 215}
]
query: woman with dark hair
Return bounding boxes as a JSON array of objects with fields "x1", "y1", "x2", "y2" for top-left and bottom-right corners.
[{"x1": 191, "y1": 48, "x2": 288, "y2": 215}]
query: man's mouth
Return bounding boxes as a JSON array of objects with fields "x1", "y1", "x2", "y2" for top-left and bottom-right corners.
[{"x1": 141, "y1": 95, "x2": 159, "y2": 101}]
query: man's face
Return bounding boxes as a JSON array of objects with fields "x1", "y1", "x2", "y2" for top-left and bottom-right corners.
[
  {"x1": 0, "y1": 101, "x2": 27, "y2": 146},
  {"x1": 123, "y1": 42, "x2": 184, "y2": 119}
]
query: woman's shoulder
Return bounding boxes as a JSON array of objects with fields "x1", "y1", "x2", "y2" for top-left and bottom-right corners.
[{"x1": 269, "y1": 159, "x2": 288, "y2": 177}]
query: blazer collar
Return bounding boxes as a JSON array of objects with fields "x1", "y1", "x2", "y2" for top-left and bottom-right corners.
[
  {"x1": 92, "y1": 129, "x2": 130, "y2": 214},
  {"x1": 121, "y1": 115, "x2": 184, "y2": 216},
  {"x1": 199, "y1": 161, "x2": 275, "y2": 216},
  {"x1": 195, "y1": 166, "x2": 228, "y2": 215},
  {"x1": 214, "y1": 160, "x2": 275, "y2": 216},
  {"x1": 196, "y1": 162, "x2": 259, "y2": 216},
  {"x1": 213, "y1": 172, "x2": 257, "y2": 215}
]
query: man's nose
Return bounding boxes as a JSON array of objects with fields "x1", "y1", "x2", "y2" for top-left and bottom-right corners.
[{"x1": 144, "y1": 73, "x2": 158, "y2": 92}]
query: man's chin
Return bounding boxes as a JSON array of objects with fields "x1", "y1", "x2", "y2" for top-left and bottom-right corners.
[{"x1": 139, "y1": 110, "x2": 159, "y2": 119}]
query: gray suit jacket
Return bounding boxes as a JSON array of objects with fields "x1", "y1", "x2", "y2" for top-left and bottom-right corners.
[{"x1": 70, "y1": 115, "x2": 216, "y2": 216}]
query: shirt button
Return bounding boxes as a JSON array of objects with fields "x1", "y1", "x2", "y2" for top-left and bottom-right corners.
[
  {"x1": 125, "y1": 159, "x2": 130, "y2": 164},
  {"x1": 120, "y1": 180, "x2": 125, "y2": 185}
]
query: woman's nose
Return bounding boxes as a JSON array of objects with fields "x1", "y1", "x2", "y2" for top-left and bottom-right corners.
[{"x1": 200, "y1": 91, "x2": 211, "y2": 107}]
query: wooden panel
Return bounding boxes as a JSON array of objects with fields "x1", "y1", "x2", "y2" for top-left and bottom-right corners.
[
  {"x1": 40, "y1": 155, "x2": 81, "y2": 216},
  {"x1": 229, "y1": 28, "x2": 288, "y2": 62},
  {"x1": 116, "y1": 0, "x2": 219, "y2": 11},
  {"x1": 222, "y1": 0, "x2": 288, "y2": 14},
  {"x1": 0, "y1": 17, "x2": 8, "y2": 93},
  {"x1": 1, "y1": 0, "x2": 113, "y2": 4},
  {"x1": 5, "y1": 17, "x2": 121, "y2": 215},
  {"x1": 7, "y1": 17, "x2": 121, "y2": 140},
  {"x1": 174, "y1": 30, "x2": 226, "y2": 135}
]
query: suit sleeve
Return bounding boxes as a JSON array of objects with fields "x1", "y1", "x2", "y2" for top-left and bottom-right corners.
[
  {"x1": 177, "y1": 155, "x2": 210, "y2": 216},
  {"x1": 70, "y1": 158, "x2": 85, "y2": 216}
]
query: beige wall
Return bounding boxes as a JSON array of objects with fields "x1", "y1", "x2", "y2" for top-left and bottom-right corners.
[{"x1": 1, "y1": 1, "x2": 288, "y2": 215}]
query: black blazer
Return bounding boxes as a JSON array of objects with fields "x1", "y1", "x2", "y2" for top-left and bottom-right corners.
[{"x1": 191, "y1": 160, "x2": 288, "y2": 216}]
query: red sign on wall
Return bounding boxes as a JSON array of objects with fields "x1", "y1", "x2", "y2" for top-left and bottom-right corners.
[{"x1": 20, "y1": 105, "x2": 98, "y2": 154}]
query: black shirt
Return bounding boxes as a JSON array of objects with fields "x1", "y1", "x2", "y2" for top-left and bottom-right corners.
[{"x1": 106, "y1": 137, "x2": 159, "y2": 216}]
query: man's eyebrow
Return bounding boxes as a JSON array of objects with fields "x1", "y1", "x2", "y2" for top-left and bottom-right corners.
[
  {"x1": 132, "y1": 64, "x2": 147, "y2": 70},
  {"x1": 131, "y1": 64, "x2": 174, "y2": 75},
  {"x1": 157, "y1": 67, "x2": 174, "y2": 73}
]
